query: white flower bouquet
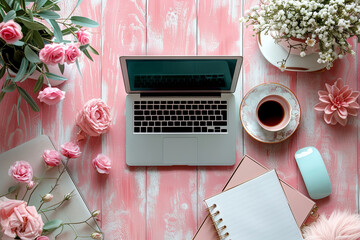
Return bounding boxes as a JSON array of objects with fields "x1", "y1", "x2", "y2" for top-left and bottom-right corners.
[{"x1": 241, "y1": 0, "x2": 360, "y2": 70}]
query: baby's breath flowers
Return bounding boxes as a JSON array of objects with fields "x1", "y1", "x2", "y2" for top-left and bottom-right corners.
[{"x1": 241, "y1": 0, "x2": 360, "y2": 70}]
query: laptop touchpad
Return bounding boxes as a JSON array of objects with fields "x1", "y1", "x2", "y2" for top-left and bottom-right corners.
[{"x1": 163, "y1": 138, "x2": 198, "y2": 164}]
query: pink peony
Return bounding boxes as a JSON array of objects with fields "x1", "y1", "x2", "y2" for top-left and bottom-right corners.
[
  {"x1": 76, "y1": 99, "x2": 112, "y2": 137},
  {"x1": 8, "y1": 161, "x2": 33, "y2": 183},
  {"x1": 92, "y1": 154, "x2": 111, "y2": 174},
  {"x1": 37, "y1": 236, "x2": 50, "y2": 240},
  {"x1": 60, "y1": 142, "x2": 81, "y2": 158},
  {"x1": 76, "y1": 28, "x2": 90, "y2": 45},
  {"x1": 64, "y1": 43, "x2": 81, "y2": 64},
  {"x1": 0, "y1": 197, "x2": 44, "y2": 240},
  {"x1": 0, "y1": 20, "x2": 23, "y2": 44},
  {"x1": 38, "y1": 87, "x2": 65, "y2": 105},
  {"x1": 314, "y1": 79, "x2": 359, "y2": 126},
  {"x1": 42, "y1": 149, "x2": 61, "y2": 167},
  {"x1": 39, "y1": 44, "x2": 66, "y2": 65}
]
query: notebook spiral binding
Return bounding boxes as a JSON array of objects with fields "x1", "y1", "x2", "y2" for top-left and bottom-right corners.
[{"x1": 207, "y1": 204, "x2": 231, "y2": 240}]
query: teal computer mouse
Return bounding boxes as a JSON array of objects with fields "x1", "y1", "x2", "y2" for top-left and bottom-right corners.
[{"x1": 295, "y1": 147, "x2": 332, "y2": 200}]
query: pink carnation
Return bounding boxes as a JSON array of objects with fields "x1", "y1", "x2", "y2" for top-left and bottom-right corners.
[
  {"x1": 76, "y1": 99, "x2": 112, "y2": 137},
  {"x1": 92, "y1": 154, "x2": 111, "y2": 174},
  {"x1": 64, "y1": 43, "x2": 81, "y2": 64},
  {"x1": 0, "y1": 20, "x2": 23, "y2": 44},
  {"x1": 60, "y1": 142, "x2": 81, "y2": 159},
  {"x1": 76, "y1": 28, "x2": 90, "y2": 45},
  {"x1": 39, "y1": 44, "x2": 66, "y2": 65},
  {"x1": 38, "y1": 87, "x2": 65, "y2": 105},
  {"x1": 8, "y1": 161, "x2": 33, "y2": 183},
  {"x1": 0, "y1": 197, "x2": 44, "y2": 240},
  {"x1": 42, "y1": 149, "x2": 61, "y2": 167}
]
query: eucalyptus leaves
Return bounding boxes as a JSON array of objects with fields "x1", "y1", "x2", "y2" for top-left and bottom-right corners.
[
  {"x1": 0, "y1": 0, "x2": 99, "y2": 113},
  {"x1": 241, "y1": 0, "x2": 360, "y2": 70}
]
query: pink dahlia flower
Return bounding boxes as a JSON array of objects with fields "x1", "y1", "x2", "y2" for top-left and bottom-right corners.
[{"x1": 314, "y1": 79, "x2": 359, "y2": 126}]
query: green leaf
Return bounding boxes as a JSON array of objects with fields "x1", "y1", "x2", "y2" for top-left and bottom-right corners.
[
  {"x1": 13, "y1": 40, "x2": 25, "y2": 46},
  {"x1": 61, "y1": 27, "x2": 77, "y2": 36},
  {"x1": 38, "y1": 10, "x2": 60, "y2": 19},
  {"x1": 48, "y1": 19, "x2": 62, "y2": 42},
  {"x1": 24, "y1": 45, "x2": 40, "y2": 63},
  {"x1": 20, "y1": 0, "x2": 26, "y2": 9},
  {"x1": 16, "y1": 95, "x2": 21, "y2": 125},
  {"x1": 0, "y1": 0, "x2": 11, "y2": 12},
  {"x1": 89, "y1": 45, "x2": 99, "y2": 55},
  {"x1": 2, "y1": 82, "x2": 16, "y2": 92},
  {"x1": 21, "y1": 63, "x2": 36, "y2": 82},
  {"x1": 43, "y1": 219, "x2": 63, "y2": 231},
  {"x1": 83, "y1": 49, "x2": 93, "y2": 61},
  {"x1": 17, "y1": 86, "x2": 39, "y2": 111},
  {"x1": 45, "y1": 72, "x2": 67, "y2": 81},
  {"x1": 19, "y1": 18, "x2": 47, "y2": 30},
  {"x1": 23, "y1": 30, "x2": 33, "y2": 43},
  {"x1": 32, "y1": 30, "x2": 44, "y2": 48},
  {"x1": 8, "y1": 185, "x2": 19, "y2": 194},
  {"x1": 3, "y1": 10, "x2": 16, "y2": 22},
  {"x1": 35, "y1": 0, "x2": 47, "y2": 10},
  {"x1": 70, "y1": 16, "x2": 99, "y2": 28},
  {"x1": 0, "y1": 66, "x2": 6, "y2": 79},
  {"x1": 79, "y1": 44, "x2": 89, "y2": 51},
  {"x1": 58, "y1": 63, "x2": 64, "y2": 74},
  {"x1": 33, "y1": 74, "x2": 43, "y2": 93},
  {"x1": 75, "y1": 59, "x2": 82, "y2": 78},
  {"x1": 13, "y1": 58, "x2": 29, "y2": 82}
]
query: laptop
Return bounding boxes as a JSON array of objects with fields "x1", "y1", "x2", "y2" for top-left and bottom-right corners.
[{"x1": 120, "y1": 56, "x2": 243, "y2": 166}]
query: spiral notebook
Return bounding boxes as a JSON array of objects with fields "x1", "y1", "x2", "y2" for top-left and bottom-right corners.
[{"x1": 204, "y1": 170, "x2": 303, "y2": 240}]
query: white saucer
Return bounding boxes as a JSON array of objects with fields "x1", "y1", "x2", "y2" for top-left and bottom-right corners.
[
  {"x1": 258, "y1": 32, "x2": 327, "y2": 72},
  {"x1": 240, "y1": 83, "x2": 301, "y2": 144}
]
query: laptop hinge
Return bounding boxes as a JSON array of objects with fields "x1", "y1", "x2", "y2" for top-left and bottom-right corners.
[{"x1": 140, "y1": 92, "x2": 222, "y2": 97}]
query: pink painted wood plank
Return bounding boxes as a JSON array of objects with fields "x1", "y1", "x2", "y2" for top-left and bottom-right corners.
[
  {"x1": 296, "y1": 58, "x2": 358, "y2": 214},
  {"x1": 146, "y1": 1, "x2": 197, "y2": 239},
  {"x1": 41, "y1": 0, "x2": 103, "y2": 222},
  {"x1": 196, "y1": 0, "x2": 243, "y2": 227},
  {"x1": 242, "y1": 0, "x2": 299, "y2": 193},
  {"x1": 100, "y1": 0, "x2": 147, "y2": 239},
  {"x1": 295, "y1": 37, "x2": 359, "y2": 214},
  {"x1": 0, "y1": 80, "x2": 42, "y2": 152}
]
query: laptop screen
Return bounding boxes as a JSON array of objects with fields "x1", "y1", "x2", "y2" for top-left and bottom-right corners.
[{"x1": 125, "y1": 59, "x2": 238, "y2": 92}]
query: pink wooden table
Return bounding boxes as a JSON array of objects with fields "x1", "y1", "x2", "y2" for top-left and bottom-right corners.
[{"x1": 1, "y1": 0, "x2": 359, "y2": 239}]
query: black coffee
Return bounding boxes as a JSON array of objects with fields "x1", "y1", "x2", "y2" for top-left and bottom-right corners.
[{"x1": 258, "y1": 101, "x2": 284, "y2": 126}]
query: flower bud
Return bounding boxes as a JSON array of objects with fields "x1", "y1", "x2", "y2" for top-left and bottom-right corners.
[
  {"x1": 42, "y1": 193, "x2": 53, "y2": 202},
  {"x1": 27, "y1": 181, "x2": 35, "y2": 190},
  {"x1": 64, "y1": 192, "x2": 72, "y2": 201},
  {"x1": 91, "y1": 232, "x2": 102, "y2": 239},
  {"x1": 92, "y1": 210, "x2": 100, "y2": 217}
]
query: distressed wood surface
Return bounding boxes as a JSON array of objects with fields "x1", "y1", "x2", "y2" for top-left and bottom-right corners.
[{"x1": 0, "y1": 0, "x2": 359, "y2": 239}]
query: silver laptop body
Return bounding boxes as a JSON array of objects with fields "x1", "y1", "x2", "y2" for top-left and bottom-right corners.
[{"x1": 120, "y1": 56, "x2": 243, "y2": 166}]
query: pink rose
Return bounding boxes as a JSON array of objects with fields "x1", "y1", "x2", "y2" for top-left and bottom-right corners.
[
  {"x1": 76, "y1": 28, "x2": 90, "y2": 45},
  {"x1": 0, "y1": 20, "x2": 23, "y2": 44},
  {"x1": 64, "y1": 43, "x2": 81, "y2": 64},
  {"x1": 92, "y1": 154, "x2": 111, "y2": 174},
  {"x1": 27, "y1": 181, "x2": 35, "y2": 190},
  {"x1": 0, "y1": 197, "x2": 44, "y2": 240},
  {"x1": 42, "y1": 149, "x2": 61, "y2": 167},
  {"x1": 37, "y1": 236, "x2": 50, "y2": 240},
  {"x1": 38, "y1": 87, "x2": 65, "y2": 105},
  {"x1": 39, "y1": 44, "x2": 66, "y2": 65},
  {"x1": 76, "y1": 99, "x2": 112, "y2": 137},
  {"x1": 8, "y1": 161, "x2": 33, "y2": 183},
  {"x1": 60, "y1": 142, "x2": 81, "y2": 158}
]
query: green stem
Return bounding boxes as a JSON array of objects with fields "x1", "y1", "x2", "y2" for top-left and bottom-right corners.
[{"x1": 21, "y1": 188, "x2": 29, "y2": 200}]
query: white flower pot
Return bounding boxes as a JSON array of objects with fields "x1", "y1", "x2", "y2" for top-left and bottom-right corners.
[{"x1": 258, "y1": 32, "x2": 327, "y2": 72}]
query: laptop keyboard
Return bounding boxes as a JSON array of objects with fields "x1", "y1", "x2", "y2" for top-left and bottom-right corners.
[{"x1": 133, "y1": 100, "x2": 228, "y2": 134}]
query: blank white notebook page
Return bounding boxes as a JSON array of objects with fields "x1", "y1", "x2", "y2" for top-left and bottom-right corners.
[{"x1": 204, "y1": 170, "x2": 303, "y2": 240}]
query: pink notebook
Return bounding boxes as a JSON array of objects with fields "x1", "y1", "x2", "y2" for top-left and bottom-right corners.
[{"x1": 193, "y1": 155, "x2": 316, "y2": 240}]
